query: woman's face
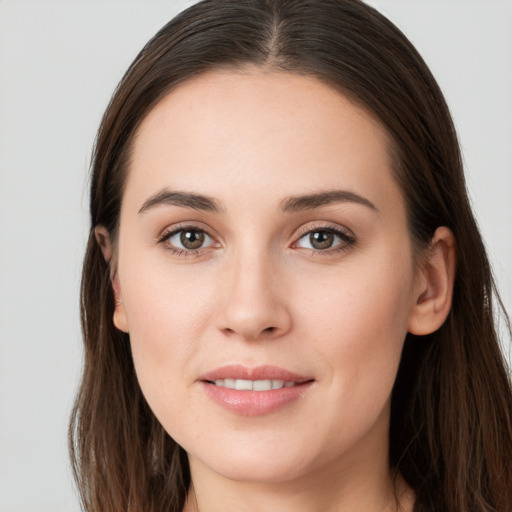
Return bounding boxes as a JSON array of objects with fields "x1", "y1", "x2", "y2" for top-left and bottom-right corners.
[{"x1": 114, "y1": 70, "x2": 423, "y2": 484}]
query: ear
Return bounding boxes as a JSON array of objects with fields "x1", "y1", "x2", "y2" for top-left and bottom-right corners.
[
  {"x1": 94, "y1": 226, "x2": 129, "y2": 333},
  {"x1": 95, "y1": 225, "x2": 113, "y2": 263},
  {"x1": 408, "y1": 226, "x2": 457, "y2": 335}
]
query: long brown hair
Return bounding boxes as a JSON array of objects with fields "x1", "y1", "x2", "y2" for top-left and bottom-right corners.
[{"x1": 70, "y1": 1, "x2": 512, "y2": 511}]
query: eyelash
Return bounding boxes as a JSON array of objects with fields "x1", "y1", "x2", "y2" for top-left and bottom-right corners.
[
  {"x1": 157, "y1": 224, "x2": 217, "y2": 257},
  {"x1": 293, "y1": 224, "x2": 357, "y2": 255},
  {"x1": 157, "y1": 223, "x2": 356, "y2": 257}
]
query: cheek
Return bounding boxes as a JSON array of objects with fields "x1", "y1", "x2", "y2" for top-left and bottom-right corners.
[
  {"x1": 121, "y1": 249, "x2": 217, "y2": 339},
  {"x1": 285, "y1": 255, "x2": 414, "y2": 460},
  {"x1": 118, "y1": 256, "x2": 219, "y2": 415},
  {"x1": 296, "y1": 251, "x2": 414, "y2": 395}
]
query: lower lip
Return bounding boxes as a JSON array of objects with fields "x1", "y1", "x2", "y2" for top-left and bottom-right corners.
[{"x1": 202, "y1": 381, "x2": 314, "y2": 416}]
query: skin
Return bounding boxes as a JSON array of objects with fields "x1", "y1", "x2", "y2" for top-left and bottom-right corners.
[{"x1": 97, "y1": 69, "x2": 456, "y2": 512}]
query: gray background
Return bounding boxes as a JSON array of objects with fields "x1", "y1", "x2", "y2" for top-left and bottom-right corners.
[{"x1": 0, "y1": 1, "x2": 511, "y2": 510}]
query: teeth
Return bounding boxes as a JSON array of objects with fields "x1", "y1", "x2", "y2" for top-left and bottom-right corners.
[
  {"x1": 235, "y1": 379, "x2": 253, "y2": 391},
  {"x1": 253, "y1": 379, "x2": 272, "y2": 391},
  {"x1": 213, "y1": 379, "x2": 296, "y2": 390}
]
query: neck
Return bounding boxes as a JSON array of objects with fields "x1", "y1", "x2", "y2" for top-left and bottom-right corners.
[
  {"x1": 184, "y1": 464, "x2": 413, "y2": 512},
  {"x1": 182, "y1": 413, "x2": 414, "y2": 512}
]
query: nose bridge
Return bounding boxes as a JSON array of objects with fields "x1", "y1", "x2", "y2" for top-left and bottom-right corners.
[
  {"x1": 233, "y1": 244, "x2": 271, "y2": 297},
  {"x1": 217, "y1": 241, "x2": 291, "y2": 340}
]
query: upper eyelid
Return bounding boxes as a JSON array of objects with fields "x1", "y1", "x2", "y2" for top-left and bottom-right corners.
[
  {"x1": 158, "y1": 222, "x2": 216, "y2": 240},
  {"x1": 294, "y1": 222, "x2": 354, "y2": 239}
]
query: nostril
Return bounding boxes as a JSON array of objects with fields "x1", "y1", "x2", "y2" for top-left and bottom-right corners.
[{"x1": 263, "y1": 326, "x2": 276, "y2": 333}]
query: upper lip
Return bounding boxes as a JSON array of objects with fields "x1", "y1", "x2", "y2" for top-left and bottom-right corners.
[{"x1": 199, "y1": 364, "x2": 313, "y2": 383}]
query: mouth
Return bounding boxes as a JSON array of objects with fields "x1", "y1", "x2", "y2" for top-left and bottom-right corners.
[
  {"x1": 199, "y1": 365, "x2": 315, "y2": 415},
  {"x1": 208, "y1": 378, "x2": 300, "y2": 391},
  {"x1": 199, "y1": 364, "x2": 313, "y2": 388}
]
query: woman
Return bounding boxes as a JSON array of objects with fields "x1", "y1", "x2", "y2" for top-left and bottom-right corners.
[{"x1": 69, "y1": 1, "x2": 512, "y2": 511}]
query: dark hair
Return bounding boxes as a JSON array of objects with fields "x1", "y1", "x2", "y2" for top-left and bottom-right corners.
[{"x1": 70, "y1": 1, "x2": 512, "y2": 511}]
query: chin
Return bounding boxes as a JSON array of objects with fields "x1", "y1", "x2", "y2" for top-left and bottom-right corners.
[{"x1": 186, "y1": 434, "x2": 328, "y2": 485}]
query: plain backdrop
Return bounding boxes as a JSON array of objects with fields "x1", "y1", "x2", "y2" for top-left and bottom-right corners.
[{"x1": 0, "y1": 1, "x2": 511, "y2": 510}]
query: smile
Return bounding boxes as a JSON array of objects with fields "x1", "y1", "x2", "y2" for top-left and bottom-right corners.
[
  {"x1": 200, "y1": 365, "x2": 314, "y2": 415},
  {"x1": 211, "y1": 379, "x2": 297, "y2": 391}
]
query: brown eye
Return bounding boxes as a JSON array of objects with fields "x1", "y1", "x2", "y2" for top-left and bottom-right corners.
[
  {"x1": 180, "y1": 230, "x2": 205, "y2": 249},
  {"x1": 163, "y1": 228, "x2": 215, "y2": 253},
  {"x1": 295, "y1": 227, "x2": 355, "y2": 253},
  {"x1": 309, "y1": 231, "x2": 334, "y2": 250}
]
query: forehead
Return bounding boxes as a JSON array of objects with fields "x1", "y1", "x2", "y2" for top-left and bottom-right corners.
[{"x1": 126, "y1": 69, "x2": 398, "y2": 209}]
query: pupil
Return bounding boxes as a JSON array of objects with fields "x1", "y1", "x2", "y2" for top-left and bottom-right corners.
[
  {"x1": 180, "y1": 230, "x2": 205, "y2": 249},
  {"x1": 310, "y1": 231, "x2": 333, "y2": 250}
]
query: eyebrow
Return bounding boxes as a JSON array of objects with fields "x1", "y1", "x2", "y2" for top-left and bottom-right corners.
[
  {"x1": 138, "y1": 189, "x2": 224, "y2": 215},
  {"x1": 138, "y1": 188, "x2": 377, "y2": 215},
  {"x1": 280, "y1": 190, "x2": 378, "y2": 213}
]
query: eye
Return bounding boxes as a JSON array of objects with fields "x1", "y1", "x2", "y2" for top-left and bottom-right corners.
[
  {"x1": 294, "y1": 226, "x2": 355, "y2": 252},
  {"x1": 160, "y1": 227, "x2": 216, "y2": 253}
]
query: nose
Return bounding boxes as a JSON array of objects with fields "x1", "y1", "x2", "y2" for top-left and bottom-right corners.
[{"x1": 215, "y1": 250, "x2": 292, "y2": 341}]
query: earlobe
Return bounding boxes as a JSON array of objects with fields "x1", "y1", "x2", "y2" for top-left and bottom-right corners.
[
  {"x1": 408, "y1": 226, "x2": 457, "y2": 335},
  {"x1": 94, "y1": 225, "x2": 129, "y2": 333}
]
